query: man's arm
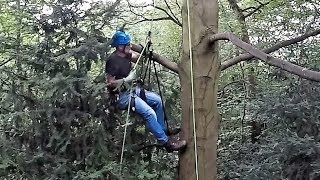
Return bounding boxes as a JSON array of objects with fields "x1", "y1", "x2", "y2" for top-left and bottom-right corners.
[
  {"x1": 105, "y1": 74, "x2": 117, "y2": 88},
  {"x1": 106, "y1": 73, "x2": 125, "y2": 91},
  {"x1": 131, "y1": 50, "x2": 141, "y2": 63}
]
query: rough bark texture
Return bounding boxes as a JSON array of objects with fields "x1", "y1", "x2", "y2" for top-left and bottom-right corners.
[{"x1": 178, "y1": 0, "x2": 220, "y2": 179}]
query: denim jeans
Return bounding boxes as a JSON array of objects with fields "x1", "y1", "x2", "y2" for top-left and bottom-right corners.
[{"x1": 117, "y1": 86, "x2": 168, "y2": 144}]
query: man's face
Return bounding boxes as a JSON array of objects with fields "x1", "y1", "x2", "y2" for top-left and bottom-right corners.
[
  {"x1": 124, "y1": 43, "x2": 132, "y2": 54},
  {"x1": 118, "y1": 43, "x2": 132, "y2": 57}
]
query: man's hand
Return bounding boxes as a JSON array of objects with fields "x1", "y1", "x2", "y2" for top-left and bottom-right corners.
[
  {"x1": 106, "y1": 69, "x2": 136, "y2": 92},
  {"x1": 123, "y1": 69, "x2": 137, "y2": 83},
  {"x1": 107, "y1": 76, "x2": 124, "y2": 91}
]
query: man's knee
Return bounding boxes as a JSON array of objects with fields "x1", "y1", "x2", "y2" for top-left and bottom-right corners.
[
  {"x1": 140, "y1": 107, "x2": 157, "y2": 120},
  {"x1": 148, "y1": 92, "x2": 162, "y2": 105}
]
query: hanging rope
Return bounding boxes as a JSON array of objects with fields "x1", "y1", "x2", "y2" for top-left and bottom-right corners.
[
  {"x1": 119, "y1": 0, "x2": 156, "y2": 175},
  {"x1": 140, "y1": 32, "x2": 170, "y2": 132},
  {"x1": 151, "y1": 51, "x2": 169, "y2": 131},
  {"x1": 186, "y1": 0, "x2": 199, "y2": 179},
  {"x1": 119, "y1": 43, "x2": 147, "y2": 174}
]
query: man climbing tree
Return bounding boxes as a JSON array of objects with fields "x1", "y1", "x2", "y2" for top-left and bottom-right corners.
[
  {"x1": 127, "y1": 0, "x2": 320, "y2": 179},
  {"x1": 105, "y1": 30, "x2": 187, "y2": 152}
]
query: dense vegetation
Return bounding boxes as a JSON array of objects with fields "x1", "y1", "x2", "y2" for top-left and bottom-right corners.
[{"x1": 0, "y1": 0, "x2": 319, "y2": 179}]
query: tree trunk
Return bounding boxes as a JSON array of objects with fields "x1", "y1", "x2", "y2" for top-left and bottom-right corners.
[
  {"x1": 178, "y1": 0, "x2": 220, "y2": 179},
  {"x1": 227, "y1": 0, "x2": 256, "y2": 96}
]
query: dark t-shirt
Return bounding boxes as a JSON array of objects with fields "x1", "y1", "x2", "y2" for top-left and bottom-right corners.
[{"x1": 105, "y1": 52, "x2": 132, "y2": 79}]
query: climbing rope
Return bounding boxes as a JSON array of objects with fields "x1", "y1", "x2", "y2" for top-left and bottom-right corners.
[
  {"x1": 119, "y1": 0, "x2": 157, "y2": 175},
  {"x1": 119, "y1": 43, "x2": 147, "y2": 174},
  {"x1": 186, "y1": 0, "x2": 199, "y2": 179},
  {"x1": 151, "y1": 49, "x2": 170, "y2": 131},
  {"x1": 140, "y1": 32, "x2": 170, "y2": 131}
]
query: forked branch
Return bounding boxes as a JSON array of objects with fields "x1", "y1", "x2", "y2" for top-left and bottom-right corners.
[
  {"x1": 210, "y1": 32, "x2": 320, "y2": 82},
  {"x1": 221, "y1": 29, "x2": 320, "y2": 70}
]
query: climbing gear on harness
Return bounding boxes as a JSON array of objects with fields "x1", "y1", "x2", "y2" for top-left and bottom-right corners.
[
  {"x1": 138, "y1": 31, "x2": 170, "y2": 132},
  {"x1": 119, "y1": 36, "x2": 148, "y2": 174},
  {"x1": 129, "y1": 93, "x2": 136, "y2": 112},
  {"x1": 111, "y1": 31, "x2": 131, "y2": 47}
]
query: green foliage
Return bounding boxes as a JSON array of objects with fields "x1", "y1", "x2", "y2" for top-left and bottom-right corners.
[
  {"x1": 1, "y1": 0, "x2": 320, "y2": 179},
  {"x1": 0, "y1": 0, "x2": 180, "y2": 179},
  {"x1": 217, "y1": 0, "x2": 320, "y2": 179}
]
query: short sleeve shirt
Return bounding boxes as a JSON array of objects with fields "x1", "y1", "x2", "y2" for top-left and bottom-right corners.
[{"x1": 105, "y1": 52, "x2": 132, "y2": 80}]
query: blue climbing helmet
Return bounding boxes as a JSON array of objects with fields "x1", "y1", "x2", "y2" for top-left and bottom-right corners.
[{"x1": 111, "y1": 31, "x2": 131, "y2": 47}]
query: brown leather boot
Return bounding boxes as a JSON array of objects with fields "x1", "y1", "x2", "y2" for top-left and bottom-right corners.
[
  {"x1": 166, "y1": 127, "x2": 181, "y2": 136},
  {"x1": 164, "y1": 138, "x2": 187, "y2": 152}
]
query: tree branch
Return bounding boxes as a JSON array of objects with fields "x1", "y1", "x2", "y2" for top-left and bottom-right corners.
[
  {"x1": 163, "y1": 0, "x2": 182, "y2": 26},
  {"x1": 0, "y1": 57, "x2": 14, "y2": 68},
  {"x1": 127, "y1": 1, "x2": 182, "y2": 27},
  {"x1": 221, "y1": 29, "x2": 320, "y2": 70},
  {"x1": 131, "y1": 44, "x2": 179, "y2": 74},
  {"x1": 244, "y1": 0, "x2": 273, "y2": 18},
  {"x1": 210, "y1": 32, "x2": 320, "y2": 82},
  {"x1": 52, "y1": 38, "x2": 179, "y2": 74},
  {"x1": 131, "y1": 16, "x2": 177, "y2": 25},
  {"x1": 154, "y1": 5, "x2": 182, "y2": 27},
  {"x1": 175, "y1": 0, "x2": 181, "y2": 10}
]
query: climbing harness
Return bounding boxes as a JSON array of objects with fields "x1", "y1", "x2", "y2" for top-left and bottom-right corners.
[
  {"x1": 119, "y1": 0, "x2": 158, "y2": 175},
  {"x1": 119, "y1": 41, "x2": 147, "y2": 174},
  {"x1": 186, "y1": 0, "x2": 199, "y2": 179},
  {"x1": 119, "y1": 30, "x2": 172, "y2": 174}
]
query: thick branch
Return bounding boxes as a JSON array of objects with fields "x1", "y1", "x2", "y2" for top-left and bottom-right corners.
[
  {"x1": 221, "y1": 29, "x2": 320, "y2": 70},
  {"x1": 210, "y1": 32, "x2": 320, "y2": 82},
  {"x1": 131, "y1": 44, "x2": 179, "y2": 74}
]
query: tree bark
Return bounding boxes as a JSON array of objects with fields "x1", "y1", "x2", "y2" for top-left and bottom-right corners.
[
  {"x1": 131, "y1": 44, "x2": 179, "y2": 73},
  {"x1": 227, "y1": 0, "x2": 259, "y2": 97},
  {"x1": 210, "y1": 32, "x2": 320, "y2": 82},
  {"x1": 221, "y1": 29, "x2": 320, "y2": 70},
  {"x1": 178, "y1": 0, "x2": 220, "y2": 179}
]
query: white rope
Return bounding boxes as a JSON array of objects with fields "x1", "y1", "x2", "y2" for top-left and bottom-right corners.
[
  {"x1": 119, "y1": 43, "x2": 148, "y2": 175},
  {"x1": 119, "y1": 0, "x2": 156, "y2": 173},
  {"x1": 186, "y1": 0, "x2": 199, "y2": 179}
]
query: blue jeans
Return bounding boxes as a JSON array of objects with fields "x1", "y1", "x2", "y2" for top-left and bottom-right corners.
[{"x1": 117, "y1": 87, "x2": 168, "y2": 144}]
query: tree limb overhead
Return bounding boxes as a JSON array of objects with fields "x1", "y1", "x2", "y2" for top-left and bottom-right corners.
[
  {"x1": 131, "y1": 44, "x2": 179, "y2": 74},
  {"x1": 221, "y1": 29, "x2": 320, "y2": 70},
  {"x1": 210, "y1": 32, "x2": 320, "y2": 82}
]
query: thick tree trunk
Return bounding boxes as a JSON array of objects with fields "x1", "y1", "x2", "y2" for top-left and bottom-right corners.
[{"x1": 178, "y1": 0, "x2": 220, "y2": 179}]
